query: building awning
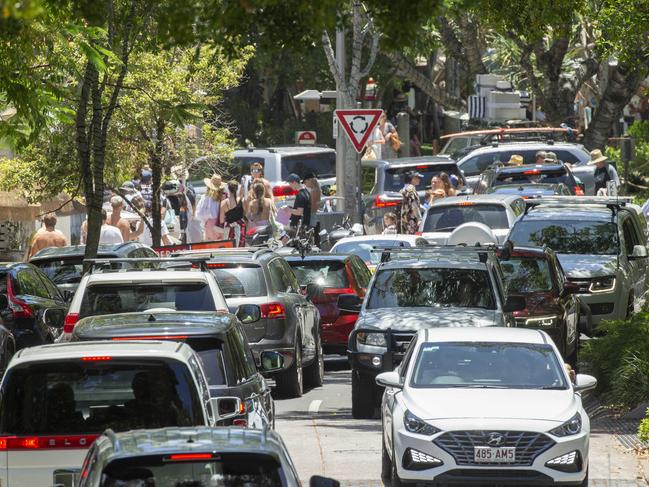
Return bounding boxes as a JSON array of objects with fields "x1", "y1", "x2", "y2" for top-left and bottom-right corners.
[{"x1": 0, "y1": 192, "x2": 82, "y2": 221}]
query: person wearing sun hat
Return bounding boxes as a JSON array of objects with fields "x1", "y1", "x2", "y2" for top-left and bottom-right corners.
[
  {"x1": 588, "y1": 149, "x2": 620, "y2": 195},
  {"x1": 196, "y1": 174, "x2": 227, "y2": 241},
  {"x1": 507, "y1": 154, "x2": 524, "y2": 166}
]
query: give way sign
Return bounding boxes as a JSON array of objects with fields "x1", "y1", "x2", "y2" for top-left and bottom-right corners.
[{"x1": 335, "y1": 109, "x2": 383, "y2": 153}]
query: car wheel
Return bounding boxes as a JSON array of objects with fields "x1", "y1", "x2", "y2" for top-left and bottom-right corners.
[
  {"x1": 275, "y1": 340, "x2": 303, "y2": 398},
  {"x1": 304, "y1": 334, "x2": 324, "y2": 389},
  {"x1": 391, "y1": 444, "x2": 403, "y2": 487},
  {"x1": 381, "y1": 439, "x2": 392, "y2": 480},
  {"x1": 351, "y1": 369, "x2": 375, "y2": 419}
]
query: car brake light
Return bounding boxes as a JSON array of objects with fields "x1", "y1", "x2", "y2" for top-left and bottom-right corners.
[
  {"x1": 574, "y1": 186, "x2": 584, "y2": 196},
  {"x1": 523, "y1": 169, "x2": 541, "y2": 175},
  {"x1": 415, "y1": 165, "x2": 430, "y2": 169},
  {"x1": 111, "y1": 335, "x2": 189, "y2": 341},
  {"x1": 458, "y1": 201, "x2": 474, "y2": 206},
  {"x1": 6, "y1": 278, "x2": 34, "y2": 319},
  {"x1": 80, "y1": 356, "x2": 112, "y2": 362},
  {"x1": 374, "y1": 194, "x2": 399, "y2": 208},
  {"x1": 168, "y1": 453, "x2": 215, "y2": 461},
  {"x1": 323, "y1": 287, "x2": 355, "y2": 295},
  {"x1": 260, "y1": 302, "x2": 285, "y2": 319},
  {"x1": 63, "y1": 313, "x2": 79, "y2": 333},
  {"x1": 207, "y1": 263, "x2": 227, "y2": 268},
  {"x1": 0, "y1": 434, "x2": 99, "y2": 450},
  {"x1": 273, "y1": 184, "x2": 298, "y2": 197},
  {"x1": 233, "y1": 419, "x2": 248, "y2": 427}
]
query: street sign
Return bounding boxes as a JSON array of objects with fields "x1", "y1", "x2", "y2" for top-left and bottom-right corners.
[
  {"x1": 334, "y1": 109, "x2": 383, "y2": 153},
  {"x1": 296, "y1": 131, "x2": 317, "y2": 145}
]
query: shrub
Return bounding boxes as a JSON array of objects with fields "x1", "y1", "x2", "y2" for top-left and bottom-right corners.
[{"x1": 639, "y1": 409, "x2": 649, "y2": 443}]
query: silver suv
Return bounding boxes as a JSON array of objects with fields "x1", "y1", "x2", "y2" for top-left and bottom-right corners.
[{"x1": 508, "y1": 197, "x2": 649, "y2": 326}]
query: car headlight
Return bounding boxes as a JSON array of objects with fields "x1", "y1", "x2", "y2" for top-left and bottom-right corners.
[
  {"x1": 549, "y1": 412, "x2": 582, "y2": 437},
  {"x1": 524, "y1": 315, "x2": 558, "y2": 327},
  {"x1": 589, "y1": 276, "x2": 616, "y2": 293},
  {"x1": 356, "y1": 331, "x2": 387, "y2": 347},
  {"x1": 404, "y1": 410, "x2": 440, "y2": 435}
]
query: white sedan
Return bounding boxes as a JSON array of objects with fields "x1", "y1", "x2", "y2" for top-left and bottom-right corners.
[{"x1": 378, "y1": 327, "x2": 595, "y2": 486}]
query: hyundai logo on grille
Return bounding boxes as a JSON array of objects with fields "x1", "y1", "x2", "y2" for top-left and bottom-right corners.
[{"x1": 487, "y1": 433, "x2": 504, "y2": 446}]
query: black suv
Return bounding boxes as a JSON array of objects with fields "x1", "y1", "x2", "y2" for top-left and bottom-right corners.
[
  {"x1": 172, "y1": 248, "x2": 323, "y2": 398},
  {"x1": 361, "y1": 156, "x2": 467, "y2": 233},
  {"x1": 29, "y1": 243, "x2": 157, "y2": 293},
  {"x1": 474, "y1": 162, "x2": 584, "y2": 195},
  {"x1": 0, "y1": 262, "x2": 68, "y2": 349},
  {"x1": 71, "y1": 310, "x2": 282, "y2": 429}
]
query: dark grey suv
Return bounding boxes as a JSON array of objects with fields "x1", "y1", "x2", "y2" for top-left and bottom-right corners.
[{"x1": 173, "y1": 248, "x2": 323, "y2": 398}]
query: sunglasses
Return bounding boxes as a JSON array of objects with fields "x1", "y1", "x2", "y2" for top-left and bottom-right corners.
[{"x1": 251, "y1": 168, "x2": 262, "y2": 173}]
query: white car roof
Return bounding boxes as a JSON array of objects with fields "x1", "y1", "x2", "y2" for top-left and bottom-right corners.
[
  {"x1": 85, "y1": 271, "x2": 210, "y2": 284},
  {"x1": 458, "y1": 142, "x2": 588, "y2": 161},
  {"x1": 11, "y1": 340, "x2": 192, "y2": 366},
  {"x1": 416, "y1": 327, "x2": 549, "y2": 345},
  {"x1": 428, "y1": 193, "x2": 521, "y2": 207},
  {"x1": 332, "y1": 234, "x2": 424, "y2": 247}
]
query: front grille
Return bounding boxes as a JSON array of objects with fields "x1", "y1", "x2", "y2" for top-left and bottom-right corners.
[
  {"x1": 567, "y1": 278, "x2": 590, "y2": 293},
  {"x1": 590, "y1": 302, "x2": 615, "y2": 315},
  {"x1": 434, "y1": 431, "x2": 554, "y2": 466}
]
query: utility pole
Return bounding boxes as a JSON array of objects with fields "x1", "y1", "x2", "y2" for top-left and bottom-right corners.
[{"x1": 334, "y1": 28, "x2": 348, "y2": 217}]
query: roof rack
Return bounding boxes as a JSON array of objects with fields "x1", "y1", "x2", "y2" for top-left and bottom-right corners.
[
  {"x1": 441, "y1": 127, "x2": 579, "y2": 140},
  {"x1": 170, "y1": 247, "x2": 274, "y2": 260},
  {"x1": 369, "y1": 245, "x2": 498, "y2": 264},
  {"x1": 523, "y1": 196, "x2": 633, "y2": 215},
  {"x1": 83, "y1": 257, "x2": 210, "y2": 274}
]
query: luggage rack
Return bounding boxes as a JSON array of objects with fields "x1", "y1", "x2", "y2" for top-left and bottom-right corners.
[
  {"x1": 170, "y1": 247, "x2": 274, "y2": 260},
  {"x1": 83, "y1": 257, "x2": 211, "y2": 274},
  {"x1": 369, "y1": 244, "x2": 501, "y2": 264},
  {"x1": 523, "y1": 196, "x2": 634, "y2": 214}
]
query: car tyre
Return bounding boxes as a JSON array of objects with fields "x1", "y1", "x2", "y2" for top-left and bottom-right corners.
[
  {"x1": 304, "y1": 333, "x2": 324, "y2": 389},
  {"x1": 381, "y1": 439, "x2": 392, "y2": 480},
  {"x1": 351, "y1": 369, "x2": 375, "y2": 419},
  {"x1": 275, "y1": 340, "x2": 303, "y2": 398}
]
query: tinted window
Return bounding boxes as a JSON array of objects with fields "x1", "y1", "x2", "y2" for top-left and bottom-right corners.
[
  {"x1": 0, "y1": 271, "x2": 7, "y2": 294},
  {"x1": 0, "y1": 359, "x2": 204, "y2": 434},
  {"x1": 79, "y1": 283, "x2": 216, "y2": 318},
  {"x1": 101, "y1": 453, "x2": 285, "y2": 487},
  {"x1": 185, "y1": 338, "x2": 227, "y2": 386},
  {"x1": 384, "y1": 164, "x2": 462, "y2": 192},
  {"x1": 361, "y1": 166, "x2": 377, "y2": 194},
  {"x1": 288, "y1": 260, "x2": 350, "y2": 288},
  {"x1": 460, "y1": 154, "x2": 499, "y2": 177},
  {"x1": 622, "y1": 218, "x2": 640, "y2": 254},
  {"x1": 494, "y1": 168, "x2": 574, "y2": 187},
  {"x1": 411, "y1": 342, "x2": 568, "y2": 389},
  {"x1": 367, "y1": 268, "x2": 495, "y2": 310},
  {"x1": 423, "y1": 204, "x2": 509, "y2": 231},
  {"x1": 35, "y1": 269, "x2": 63, "y2": 301},
  {"x1": 333, "y1": 239, "x2": 413, "y2": 265},
  {"x1": 268, "y1": 259, "x2": 296, "y2": 293},
  {"x1": 34, "y1": 259, "x2": 84, "y2": 285},
  {"x1": 509, "y1": 219, "x2": 618, "y2": 255},
  {"x1": 16, "y1": 269, "x2": 49, "y2": 298},
  {"x1": 234, "y1": 156, "x2": 266, "y2": 177},
  {"x1": 501, "y1": 256, "x2": 553, "y2": 293},
  {"x1": 350, "y1": 255, "x2": 371, "y2": 288},
  {"x1": 226, "y1": 331, "x2": 254, "y2": 384},
  {"x1": 210, "y1": 265, "x2": 267, "y2": 297},
  {"x1": 281, "y1": 152, "x2": 336, "y2": 179}
]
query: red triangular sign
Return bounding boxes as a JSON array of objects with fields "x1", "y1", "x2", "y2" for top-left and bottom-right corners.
[{"x1": 335, "y1": 109, "x2": 383, "y2": 153}]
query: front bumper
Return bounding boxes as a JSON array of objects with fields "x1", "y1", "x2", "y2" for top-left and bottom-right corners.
[
  {"x1": 577, "y1": 290, "x2": 622, "y2": 325},
  {"x1": 393, "y1": 422, "x2": 589, "y2": 485}
]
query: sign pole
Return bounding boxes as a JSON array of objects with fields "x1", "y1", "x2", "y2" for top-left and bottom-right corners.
[{"x1": 335, "y1": 28, "x2": 347, "y2": 218}]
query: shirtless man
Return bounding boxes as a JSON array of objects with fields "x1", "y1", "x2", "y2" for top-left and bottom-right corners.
[
  {"x1": 109, "y1": 196, "x2": 144, "y2": 242},
  {"x1": 28, "y1": 213, "x2": 67, "y2": 258}
]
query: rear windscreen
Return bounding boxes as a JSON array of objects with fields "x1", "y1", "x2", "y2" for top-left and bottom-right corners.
[
  {"x1": 0, "y1": 359, "x2": 204, "y2": 435},
  {"x1": 288, "y1": 260, "x2": 350, "y2": 288},
  {"x1": 494, "y1": 169, "x2": 573, "y2": 187},
  {"x1": 280, "y1": 152, "x2": 336, "y2": 180},
  {"x1": 33, "y1": 259, "x2": 84, "y2": 285},
  {"x1": 79, "y1": 283, "x2": 216, "y2": 318},
  {"x1": 209, "y1": 265, "x2": 267, "y2": 298},
  {"x1": 385, "y1": 164, "x2": 462, "y2": 192},
  {"x1": 423, "y1": 204, "x2": 509, "y2": 231},
  {"x1": 101, "y1": 453, "x2": 285, "y2": 487}
]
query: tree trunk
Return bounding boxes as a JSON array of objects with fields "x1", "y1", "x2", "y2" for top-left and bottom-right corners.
[
  {"x1": 583, "y1": 63, "x2": 649, "y2": 150},
  {"x1": 151, "y1": 117, "x2": 166, "y2": 247}
]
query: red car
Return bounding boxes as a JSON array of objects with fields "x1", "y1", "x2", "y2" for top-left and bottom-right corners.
[{"x1": 286, "y1": 253, "x2": 371, "y2": 355}]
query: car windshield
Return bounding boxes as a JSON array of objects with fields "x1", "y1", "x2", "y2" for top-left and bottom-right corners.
[
  {"x1": 100, "y1": 453, "x2": 286, "y2": 487},
  {"x1": 494, "y1": 168, "x2": 573, "y2": 187},
  {"x1": 501, "y1": 256, "x2": 553, "y2": 293},
  {"x1": 384, "y1": 164, "x2": 462, "y2": 192},
  {"x1": 333, "y1": 240, "x2": 412, "y2": 265},
  {"x1": 288, "y1": 260, "x2": 349, "y2": 288},
  {"x1": 411, "y1": 342, "x2": 568, "y2": 389},
  {"x1": 280, "y1": 152, "x2": 336, "y2": 179},
  {"x1": 79, "y1": 283, "x2": 216, "y2": 318},
  {"x1": 0, "y1": 359, "x2": 204, "y2": 435},
  {"x1": 509, "y1": 219, "x2": 618, "y2": 255},
  {"x1": 209, "y1": 265, "x2": 266, "y2": 297},
  {"x1": 33, "y1": 259, "x2": 84, "y2": 285},
  {"x1": 423, "y1": 204, "x2": 509, "y2": 232},
  {"x1": 367, "y1": 268, "x2": 495, "y2": 310}
]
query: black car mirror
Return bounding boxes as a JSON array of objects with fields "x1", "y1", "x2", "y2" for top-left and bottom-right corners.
[
  {"x1": 209, "y1": 396, "x2": 243, "y2": 423},
  {"x1": 236, "y1": 304, "x2": 261, "y2": 324},
  {"x1": 305, "y1": 282, "x2": 323, "y2": 301},
  {"x1": 0, "y1": 294, "x2": 8, "y2": 311},
  {"x1": 309, "y1": 476, "x2": 340, "y2": 487},
  {"x1": 260, "y1": 351, "x2": 284, "y2": 373},
  {"x1": 43, "y1": 308, "x2": 65, "y2": 328},
  {"x1": 503, "y1": 295, "x2": 526, "y2": 313},
  {"x1": 337, "y1": 294, "x2": 362, "y2": 313}
]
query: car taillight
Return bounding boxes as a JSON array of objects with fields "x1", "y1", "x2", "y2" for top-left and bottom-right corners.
[
  {"x1": 168, "y1": 453, "x2": 215, "y2": 461},
  {"x1": 323, "y1": 287, "x2": 355, "y2": 295},
  {"x1": 260, "y1": 302, "x2": 285, "y2": 319},
  {"x1": 574, "y1": 186, "x2": 584, "y2": 196},
  {"x1": 374, "y1": 194, "x2": 399, "y2": 208},
  {"x1": 0, "y1": 434, "x2": 98, "y2": 450},
  {"x1": 63, "y1": 313, "x2": 79, "y2": 333},
  {"x1": 80, "y1": 356, "x2": 112, "y2": 362},
  {"x1": 273, "y1": 184, "x2": 298, "y2": 197},
  {"x1": 111, "y1": 335, "x2": 189, "y2": 341},
  {"x1": 6, "y1": 278, "x2": 33, "y2": 319}
]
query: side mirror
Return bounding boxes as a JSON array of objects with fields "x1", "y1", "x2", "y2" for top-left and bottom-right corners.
[
  {"x1": 562, "y1": 281, "x2": 580, "y2": 296},
  {"x1": 503, "y1": 295, "x2": 526, "y2": 313},
  {"x1": 574, "y1": 374, "x2": 597, "y2": 392},
  {"x1": 305, "y1": 282, "x2": 323, "y2": 301},
  {"x1": 0, "y1": 294, "x2": 8, "y2": 311},
  {"x1": 209, "y1": 396, "x2": 244, "y2": 422},
  {"x1": 376, "y1": 371, "x2": 403, "y2": 389},
  {"x1": 337, "y1": 293, "x2": 362, "y2": 313},
  {"x1": 309, "y1": 476, "x2": 340, "y2": 487},
  {"x1": 236, "y1": 304, "x2": 261, "y2": 324},
  {"x1": 630, "y1": 245, "x2": 648, "y2": 260},
  {"x1": 43, "y1": 308, "x2": 65, "y2": 328},
  {"x1": 260, "y1": 351, "x2": 284, "y2": 373}
]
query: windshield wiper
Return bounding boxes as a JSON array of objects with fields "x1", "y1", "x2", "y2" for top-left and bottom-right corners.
[{"x1": 465, "y1": 384, "x2": 508, "y2": 389}]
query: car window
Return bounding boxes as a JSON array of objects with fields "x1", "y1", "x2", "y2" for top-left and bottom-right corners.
[
  {"x1": 281, "y1": 152, "x2": 336, "y2": 180},
  {"x1": 361, "y1": 166, "x2": 377, "y2": 194},
  {"x1": 399, "y1": 336, "x2": 418, "y2": 379},
  {"x1": 367, "y1": 268, "x2": 495, "y2": 310},
  {"x1": 234, "y1": 156, "x2": 266, "y2": 178},
  {"x1": 510, "y1": 199, "x2": 525, "y2": 216},
  {"x1": 333, "y1": 239, "x2": 412, "y2": 265},
  {"x1": 622, "y1": 217, "x2": 638, "y2": 255},
  {"x1": 0, "y1": 358, "x2": 204, "y2": 434},
  {"x1": 16, "y1": 268, "x2": 49, "y2": 298},
  {"x1": 501, "y1": 256, "x2": 553, "y2": 293},
  {"x1": 226, "y1": 330, "x2": 255, "y2": 384},
  {"x1": 184, "y1": 338, "x2": 227, "y2": 386},
  {"x1": 281, "y1": 260, "x2": 300, "y2": 292},
  {"x1": 209, "y1": 265, "x2": 267, "y2": 297},
  {"x1": 350, "y1": 255, "x2": 371, "y2": 288},
  {"x1": 288, "y1": 260, "x2": 350, "y2": 289},
  {"x1": 494, "y1": 168, "x2": 574, "y2": 187},
  {"x1": 460, "y1": 154, "x2": 498, "y2": 177},
  {"x1": 423, "y1": 204, "x2": 509, "y2": 231},
  {"x1": 234, "y1": 324, "x2": 257, "y2": 377},
  {"x1": 384, "y1": 164, "x2": 463, "y2": 193},
  {"x1": 34, "y1": 268, "x2": 63, "y2": 301},
  {"x1": 34, "y1": 259, "x2": 84, "y2": 286},
  {"x1": 0, "y1": 271, "x2": 7, "y2": 295}
]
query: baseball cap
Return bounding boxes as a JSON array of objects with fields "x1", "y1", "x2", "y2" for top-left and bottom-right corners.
[{"x1": 286, "y1": 173, "x2": 301, "y2": 183}]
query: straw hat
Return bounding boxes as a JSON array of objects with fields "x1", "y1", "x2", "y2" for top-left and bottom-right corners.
[
  {"x1": 204, "y1": 174, "x2": 225, "y2": 191},
  {"x1": 588, "y1": 149, "x2": 608, "y2": 165},
  {"x1": 507, "y1": 154, "x2": 524, "y2": 166}
]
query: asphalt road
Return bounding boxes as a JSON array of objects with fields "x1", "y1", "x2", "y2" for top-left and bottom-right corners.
[{"x1": 275, "y1": 356, "x2": 645, "y2": 486}]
